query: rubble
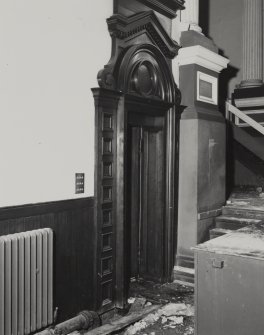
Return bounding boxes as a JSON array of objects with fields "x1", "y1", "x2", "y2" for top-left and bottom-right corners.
[
  {"x1": 82, "y1": 281, "x2": 194, "y2": 335},
  {"x1": 184, "y1": 326, "x2": 194, "y2": 335},
  {"x1": 124, "y1": 303, "x2": 194, "y2": 335},
  {"x1": 160, "y1": 303, "x2": 194, "y2": 317},
  {"x1": 127, "y1": 297, "x2": 136, "y2": 304},
  {"x1": 129, "y1": 297, "x2": 147, "y2": 312}
]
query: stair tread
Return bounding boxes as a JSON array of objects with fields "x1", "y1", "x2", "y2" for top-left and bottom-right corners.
[
  {"x1": 210, "y1": 227, "x2": 233, "y2": 233},
  {"x1": 224, "y1": 204, "x2": 264, "y2": 212},
  {"x1": 228, "y1": 200, "x2": 264, "y2": 207},
  {"x1": 216, "y1": 215, "x2": 262, "y2": 223}
]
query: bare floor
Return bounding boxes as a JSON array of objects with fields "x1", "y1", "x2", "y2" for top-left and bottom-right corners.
[{"x1": 115, "y1": 281, "x2": 194, "y2": 335}]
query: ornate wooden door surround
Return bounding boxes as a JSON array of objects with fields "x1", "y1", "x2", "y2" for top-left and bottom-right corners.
[{"x1": 92, "y1": 7, "x2": 183, "y2": 312}]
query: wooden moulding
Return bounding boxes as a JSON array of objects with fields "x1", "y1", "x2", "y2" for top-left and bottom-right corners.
[
  {"x1": 93, "y1": 2, "x2": 182, "y2": 312},
  {"x1": 0, "y1": 197, "x2": 93, "y2": 221},
  {"x1": 137, "y1": 0, "x2": 185, "y2": 18}
]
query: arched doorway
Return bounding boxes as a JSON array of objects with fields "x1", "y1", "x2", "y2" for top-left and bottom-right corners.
[
  {"x1": 93, "y1": 11, "x2": 181, "y2": 312},
  {"x1": 117, "y1": 44, "x2": 176, "y2": 284}
]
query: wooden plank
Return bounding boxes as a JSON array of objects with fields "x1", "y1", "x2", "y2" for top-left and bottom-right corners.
[{"x1": 83, "y1": 305, "x2": 160, "y2": 335}]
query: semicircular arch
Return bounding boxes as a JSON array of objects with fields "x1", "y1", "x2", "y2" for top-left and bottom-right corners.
[{"x1": 115, "y1": 44, "x2": 180, "y2": 105}]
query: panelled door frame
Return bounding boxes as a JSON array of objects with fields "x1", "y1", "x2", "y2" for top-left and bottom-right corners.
[
  {"x1": 93, "y1": 38, "x2": 181, "y2": 310},
  {"x1": 116, "y1": 95, "x2": 176, "y2": 307}
]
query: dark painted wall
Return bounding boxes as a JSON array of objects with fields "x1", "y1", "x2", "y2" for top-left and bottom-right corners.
[
  {"x1": 201, "y1": 0, "x2": 264, "y2": 189},
  {"x1": 0, "y1": 198, "x2": 95, "y2": 323}
]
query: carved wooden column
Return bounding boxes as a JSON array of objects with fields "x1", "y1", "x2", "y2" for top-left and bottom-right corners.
[
  {"x1": 180, "y1": 0, "x2": 202, "y2": 33},
  {"x1": 240, "y1": 0, "x2": 263, "y2": 87}
]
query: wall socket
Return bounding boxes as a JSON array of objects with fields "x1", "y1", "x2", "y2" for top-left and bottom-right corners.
[{"x1": 75, "y1": 173, "x2": 85, "y2": 194}]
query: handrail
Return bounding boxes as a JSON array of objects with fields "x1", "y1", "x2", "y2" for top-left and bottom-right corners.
[{"x1": 225, "y1": 101, "x2": 264, "y2": 136}]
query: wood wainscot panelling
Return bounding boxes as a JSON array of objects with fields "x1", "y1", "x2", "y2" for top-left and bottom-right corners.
[{"x1": 0, "y1": 197, "x2": 95, "y2": 323}]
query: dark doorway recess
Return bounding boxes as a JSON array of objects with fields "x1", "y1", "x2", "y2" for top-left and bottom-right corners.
[
  {"x1": 127, "y1": 103, "x2": 168, "y2": 284},
  {"x1": 92, "y1": 10, "x2": 181, "y2": 313}
]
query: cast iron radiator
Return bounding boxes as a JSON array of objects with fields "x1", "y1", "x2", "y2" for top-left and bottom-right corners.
[{"x1": 0, "y1": 228, "x2": 53, "y2": 335}]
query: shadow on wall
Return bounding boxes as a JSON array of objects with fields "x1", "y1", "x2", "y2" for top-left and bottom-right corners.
[
  {"x1": 199, "y1": 0, "x2": 209, "y2": 36},
  {"x1": 200, "y1": 0, "x2": 240, "y2": 196},
  {"x1": 219, "y1": 53, "x2": 239, "y2": 197},
  {"x1": 226, "y1": 122, "x2": 235, "y2": 197},
  {"x1": 200, "y1": 0, "x2": 240, "y2": 114},
  {"x1": 218, "y1": 54, "x2": 239, "y2": 113}
]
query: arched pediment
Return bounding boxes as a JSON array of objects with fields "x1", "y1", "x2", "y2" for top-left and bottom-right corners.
[
  {"x1": 97, "y1": 10, "x2": 181, "y2": 98},
  {"x1": 107, "y1": 11, "x2": 180, "y2": 59}
]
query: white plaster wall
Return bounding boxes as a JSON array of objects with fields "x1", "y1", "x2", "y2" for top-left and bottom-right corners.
[{"x1": 0, "y1": 0, "x2": 112, "y2": 206}]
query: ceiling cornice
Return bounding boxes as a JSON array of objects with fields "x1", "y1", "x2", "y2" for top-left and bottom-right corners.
[{"x1": 137, "y1": 0, "x2": 185, "y2": 18}]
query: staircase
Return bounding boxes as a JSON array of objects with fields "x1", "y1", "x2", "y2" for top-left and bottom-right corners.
[
  {"x1": 210, "y1": 188, "x2": 264, "y2": 239},
  {"x1": 210, "y1": 100, "x2": 264, "y2": 240},
  {"x1": 174, "y1": 99, "x2": 264, "y2": 285}
]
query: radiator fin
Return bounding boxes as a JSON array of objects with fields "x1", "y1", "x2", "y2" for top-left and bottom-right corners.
[
  {"x1": 0, "y1": 239, "x2": 5, "y2": 335},
  {"x1": 0, "y1": 228, "x2": 53, "y2": 335}
]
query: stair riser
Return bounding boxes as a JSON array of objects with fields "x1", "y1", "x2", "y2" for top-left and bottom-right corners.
[
  {"x1": 215, "y1": 221, "x2": 247, "y2": 230},
  {"x1": 222, "y1": 207, "x2": 264, "y2": 220},
  {"x1": 173, "y1": 270, "x2": 194, "y2": 285},
  {"x1": 210, "y1": 231, "x2": 227, "y2": 239}
]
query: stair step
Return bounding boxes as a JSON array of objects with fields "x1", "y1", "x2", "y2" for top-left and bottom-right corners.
[
  {"x1": 173, "y1": 266, "x2": 194, "y2": 286},
  {"x1": 210, "y1": 228, "x2": 233, "y2": 240},
  {"x1": 215, "y1": 215, "x2": 262, "y2": 229},
  {"x1": 228, "y1": 199, "x2": 264, "y2": 207},
  {"x1": 222, "y1": 206, "x2": 264, "y2": 220}
]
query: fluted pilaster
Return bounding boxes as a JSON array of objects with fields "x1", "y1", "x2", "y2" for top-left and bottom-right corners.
[
  {"x1": 241, "y1": 0, "x2": 263, "y2": 87},
  {"x1": 180, "y1": 0, "x2": 202, "y2": 33}
]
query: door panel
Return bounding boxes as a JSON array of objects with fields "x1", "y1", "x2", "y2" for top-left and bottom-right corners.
[
  {"x1": 140, "y1": 128, "x2": 165, "y2": 281},
  {"x1": 129, "y1": 127, "x2": 141, "y2": 279},
  {"x1": 128, "y1": 118, "x2": 165, "y2": 282}
]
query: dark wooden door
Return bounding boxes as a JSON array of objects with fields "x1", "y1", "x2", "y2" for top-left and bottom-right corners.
[{"x1": 127, "y1": 115, "x2": 165, "y2": 282}]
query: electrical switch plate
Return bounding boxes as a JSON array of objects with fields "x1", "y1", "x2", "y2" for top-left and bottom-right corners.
[{"x1": 75, "y1": 173, "x2": 85, "y2": 194}]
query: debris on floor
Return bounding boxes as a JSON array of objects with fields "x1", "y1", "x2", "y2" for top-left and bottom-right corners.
[
  {"x1": 121, "y1": 281, "x2": 194, "y2": 335},
  {"x1": 82, "y1": 305, "x2": 161, "y2": 335},
  {"x1": 129, "y1": 297, "x2": 147, "y2": 312},
  {"x1": 79, "y1": 281, "x2": 194, "y2": 335},
  {"x1": 124, "y1": 302, "x2": 194, "y2": 335},
  {"x1": 184, "y1": 326, "x2": 194, "y2": 335}
]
